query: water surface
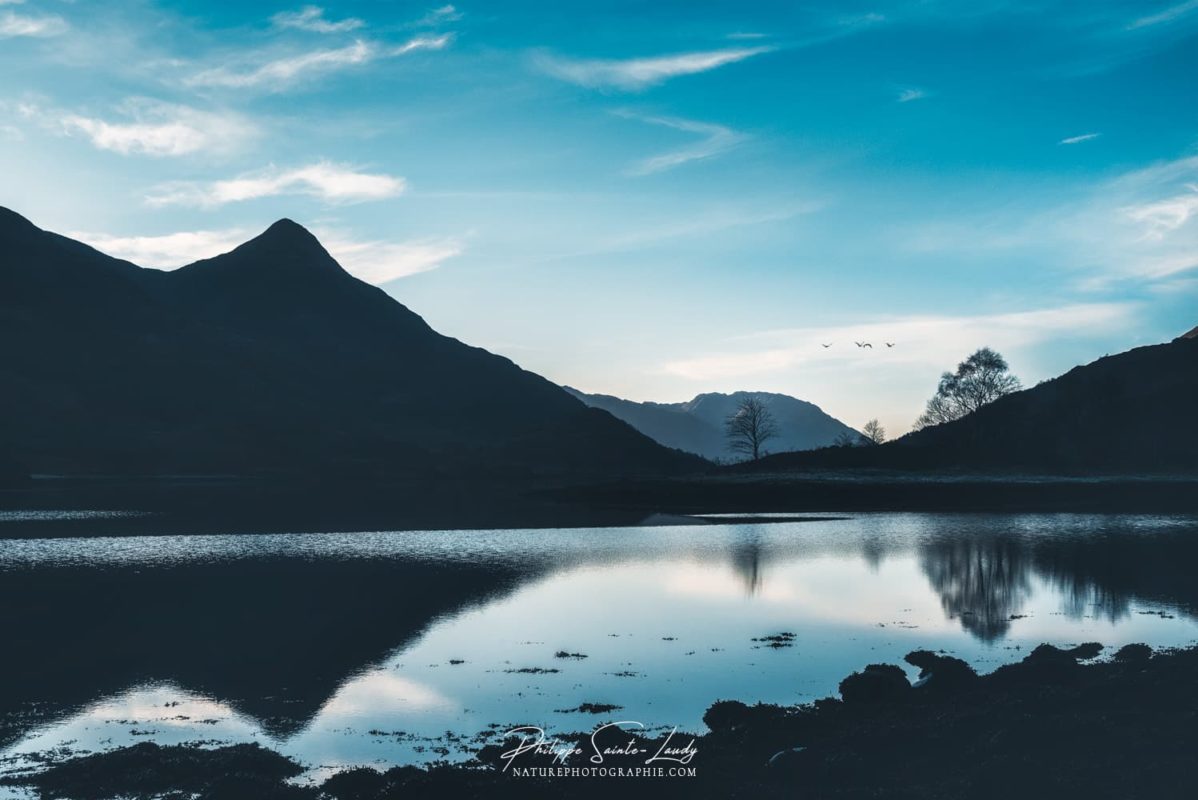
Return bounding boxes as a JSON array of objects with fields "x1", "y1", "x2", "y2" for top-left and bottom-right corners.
[{"x1": 2, "y1": 512, "x2": 1196, "y2": 783}]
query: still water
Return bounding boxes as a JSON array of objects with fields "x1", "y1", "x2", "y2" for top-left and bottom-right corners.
[{"x1": 2, "y1": 513, "x2": 1196, "y2": 782}]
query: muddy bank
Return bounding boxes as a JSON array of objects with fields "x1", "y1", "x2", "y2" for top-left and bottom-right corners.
[{"x1": 5, "y1": 643, "x2": 1196, "y2": 799}]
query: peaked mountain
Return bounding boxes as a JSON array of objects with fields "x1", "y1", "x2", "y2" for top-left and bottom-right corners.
[
  {"x1": 565, "y1": 388, "x2": 859, "y2": 461},
  {"x1": 0, "y1": 208, "x2": 703, "y2": 479},
  {"x1": 750, "y1": 333, "x2": 1198, "y2": 474}
]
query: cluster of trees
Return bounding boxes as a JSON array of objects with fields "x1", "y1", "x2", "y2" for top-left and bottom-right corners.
[{"x1": 723, "y1": 347, "x2": 1021, "y2": 460}]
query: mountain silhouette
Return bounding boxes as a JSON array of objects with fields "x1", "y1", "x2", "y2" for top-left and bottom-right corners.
[
  {"x1": 0, "y1": 208, "x2": 703, "y2": 480},
  {"x1": 565, "y1": 388, "x2": 859, "y2": 461},
  {"x1": 751, "y1": 334, "x2": 1198, "y2": 473}
]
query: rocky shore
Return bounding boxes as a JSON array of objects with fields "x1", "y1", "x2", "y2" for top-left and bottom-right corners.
[{"x1": 5, "y1": 642, "x2": 1194, "y2": 799}]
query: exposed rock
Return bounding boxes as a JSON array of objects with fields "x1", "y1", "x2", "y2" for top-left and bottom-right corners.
[
  {"x1": 1026, "y1": 642, "x2": 1104, "y2": 662},
  {"x1": 904, "y1": 650, "x2": 977, "y2": 690},
  {"x1": 838, "y1": 664, "x2": 911, "y2": 704},
  {"x1": 1114, "y1": 643, "x2": 1153, "y2": 663}
]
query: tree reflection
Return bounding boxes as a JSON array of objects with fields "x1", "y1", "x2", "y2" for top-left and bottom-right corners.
[
  {"x1": 920, "y1": 535, "x2": 1033, "y2": 641},
  {"x1": 918, "y1": 522, "x2": 1198, "y2": 642},
  {"x1": 729, "y1": 531, "x2": 766, "y2": 596}
]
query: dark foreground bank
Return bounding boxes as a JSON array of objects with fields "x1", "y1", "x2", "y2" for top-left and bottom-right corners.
[
  {"x1": 4, "y1": 642, "x2": 1194, "y2": 800},
  {"x1": 556, "y1": 471, "x2": 1198, "y2": 513}
]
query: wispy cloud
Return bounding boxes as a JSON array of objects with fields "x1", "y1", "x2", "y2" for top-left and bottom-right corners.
[
  {"x1": 185, "y1": 35, "x2": 450, "y2": 90},
  {"x1": 536, "y1": 46, "x2": 773, "y2": 91},
  {"x1": 70, "y1": 228, "x2": 253, "y2": 268},
  {"x1": 415, "y1": 4, "x2": 462, "y2": 26},
  {"x1": 271, "y1": 5, "x2": 363, "y2": 34},
  {"x1": 186, "y1": 40, "x2": 372, "y2": 88},
  {"x1": 619, "y1": 112, "x2": 746, "y2": 176},
  {"x1": 661, "y1": 304, "x2": 1137, "y2": 381},
  {"x1": 392, "y1": 35, "x2": 451, "y2": 55},
  {"x1": 1123, "y1": 188, "x2": 1198, "y2": 241},
  {"x1": 1079, "y1": 156, "x2": 1198, "y2": 286},
  {"x1": 0, "y1": 7, "x2": 66, "y2": 38},
  {"x1": 547, "y1": 203, "x2": 822, "y2": 262},
  {"x1": 72, "y1": 225, "x2": 461, "y2": 284},
  {"x1": 1060, "y1": 132, "x2": 1101, "y2": 145},
  {"x1": 897, "y1": 87, "x2": 926, "y2": 103},
  {"x1": 653, "y1": 302, "x2": 1138, "y2": 436},
  {"x1": 1127, "y1": 0, "x2": 1198, "y2": 29},
  {"x1": 895, "y1": 153, "x2": 1198, "y2": 293},
  {"x1": 22, "y1": 99, "x2": 257, "y2": 157},
  {"x1": 315, "y1": 230, "x2": 464, "y2": 283},
  {"x1": 146, "y1": 162, "x2": 406, "y2": 207}
]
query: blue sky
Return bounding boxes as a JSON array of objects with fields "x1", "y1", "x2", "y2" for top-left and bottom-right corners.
[{"x1": 3, "y1": 0, "x2": 1196, "y2": 435}]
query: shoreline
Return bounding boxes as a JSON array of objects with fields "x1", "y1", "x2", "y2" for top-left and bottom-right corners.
[
  {"x1": 4, "y1": 641, "x2": 1194, "y2": 799},
  {"x1": 3, "y1": 473, "x2": 1197, "y2": 540},
  {"x1": 552, "y1": 471, "x2": 1198, "y2": 514}
]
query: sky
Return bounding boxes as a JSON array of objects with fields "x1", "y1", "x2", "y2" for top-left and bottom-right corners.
[{"x1": 2, "y1": 0, "x2": 1197, "y2": 436}]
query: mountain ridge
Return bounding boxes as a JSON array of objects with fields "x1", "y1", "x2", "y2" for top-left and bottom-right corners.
[
  {"x1": 743, "y1": 335, "x2": 1198, "y2": 474},
  {"x1": 565, "y1": 387, "x2": 859, "y2": 461},
  {"x1": 0, "y1": 207, "x2": 704, "y2": 480}
]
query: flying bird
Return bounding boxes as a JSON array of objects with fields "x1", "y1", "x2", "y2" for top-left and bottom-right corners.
[
  {"x1": 886, "y1": 342, "x2": 895, "y2": 348},
  {"x1": 821, "y1": 343, "x2": 832, "y2": 348},
  {"x1": 855, "y1": 341, "x2": 872, "y2": 348}
]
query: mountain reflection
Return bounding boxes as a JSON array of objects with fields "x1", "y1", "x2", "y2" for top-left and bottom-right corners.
[
  {"x1": 0, "y1": 556, "x2": 540, "y2": 749},
  {"x1": 2, "y1": 514, "x2": 1197, "y2": 757}
]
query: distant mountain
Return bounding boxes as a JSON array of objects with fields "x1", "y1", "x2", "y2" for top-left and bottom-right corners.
[
  {"x1": 0, "y1": 207, "x2": 703, "y2": 479},
  {"x1": 565, "y1": 388, "x2": 859, "y2": 461},
  {"x1": 748, "y1": 335, "x2": 1198, "y2": 474}
]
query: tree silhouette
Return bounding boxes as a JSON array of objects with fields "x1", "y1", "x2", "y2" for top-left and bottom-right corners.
[
  {"x1": 915, "y1": 347, "x2": 1022, "y2": 430},
  {"x1": 861, "y1": 419, "x2": 886, "y2": 445},
  {"x1": 724, "y1": 396, "x2": 779, "y2": 461}
]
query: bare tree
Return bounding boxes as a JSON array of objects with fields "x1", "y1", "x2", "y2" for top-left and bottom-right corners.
[
  {"x1": 725, "y1": 396, "x2": 779, "y2": 461},
  {"x1": 861, "y1": 419, "x2": 886, "y2": 445},
  {"x1": 834, "y1": 431, "x2": 860, "y2": 448},
  {"x1": 915, "y1": 347, "x2": 1022, "y2": 430}
]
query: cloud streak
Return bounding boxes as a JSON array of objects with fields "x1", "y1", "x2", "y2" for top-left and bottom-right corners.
[
  {"x1": 146, "y1": 162, "x2": 406, "y2": 207},
  {"x1": 71, "y1": 228, "x2": 253, "y2": 268},
  {"x1": 0, "y1": 8, "x2": 66, "y2": 37},
  {"x1": 271, "y1": 5, "x2": 363, "y2": 33},
  {"x1": 72, "y1": 226, "x2": 461, "y2": 284},
  {"x1": 315, "y1": 230, "x2": 464, "y2": 284},
  {"x1": 415, "y1": 4, "x2": 462, "y2": 26},
  {"x1": 1076, "y1": 156, "x2": 1198, "y2": 287},
  {"x1": 1123, "y1": 185, "x2": 1198, "y2": 241},
  {"x1": 662, "y1": 304, "x2": 1138, "y2": 381},
  {"x1": 25, "y1": 100, "x2": 257, "y2": 157},
  {"x1": 620, "y1": 113, "x2": 746, "y2": 175},
  {"x1": 185, "y1": 35, "x2": 451, "y2": 89},
  {"x1": 897, "y1": 154, "x2": 1198, "y2": 292},
  {"x1": 536, "y1": 46, "x2": 773, "y2": 91},
  {"x1": 1127, "y1": 0, "x2": 1198, "y2": 29}
]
